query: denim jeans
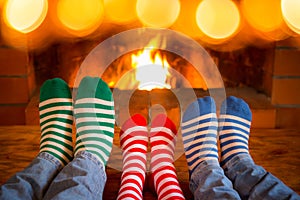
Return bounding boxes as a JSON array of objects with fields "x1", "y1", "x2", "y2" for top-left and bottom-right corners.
[
  {"x1": 190, "y1": 154, "x2": 300, "y2": 200},
  {"x1": 0, "y1": 151, "x2": 106, "y2": 200},
  {"x1": 1, "y1": 152, "x2": 299, "y2": 200}
]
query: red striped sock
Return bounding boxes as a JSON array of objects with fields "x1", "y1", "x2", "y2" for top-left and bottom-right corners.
[
  {"x1": 117, "y1": 114, "x2": 148, "y2": 200},
  {"x1": 150, "y1": 114, "x2": 185, "y2": 200}
]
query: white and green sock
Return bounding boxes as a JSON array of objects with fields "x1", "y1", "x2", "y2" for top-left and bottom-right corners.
[
  {"x1": 219, "y1": 96, "x2": 252, "y2": 168},
  {"x1": 39, "y1": 78, "x2": 74, "y2": 166},
  {"x1": 74, "y1": 76, "x2": 115, "y2": 167}
]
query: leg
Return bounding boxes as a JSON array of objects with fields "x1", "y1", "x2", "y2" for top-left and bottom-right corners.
[
  {"x1": 43, "y1": 77, "x2": 115, "y2": 199},
  {"x1": 219, "y1": 96, "x2": 300, "y2": 200},
  {"x1": 117, "y1": 114, "x2": 148, "y2": 200},
  {"x1": 182, "y1": 97, "x2": 240, "y2": 200},
  {"x1": 0, "y1": 78, "x2": 74, "y2": 200},
  {"x1": 150, "y1": 114, "x2": 185, "y2": 200}
]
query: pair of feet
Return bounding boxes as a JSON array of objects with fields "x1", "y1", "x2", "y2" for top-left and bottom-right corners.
[
  {"x1": 117, "y1": 114, "x2": 185, "y2": 200},
  {"x1": 39, "y1": 77, "x2": 115, "y2": 167},
  {"x1": 182, "y1": 96, "x2": 252, "y2": 175}
]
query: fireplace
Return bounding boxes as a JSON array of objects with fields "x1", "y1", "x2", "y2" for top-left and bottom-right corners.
[
  {"x1": 0, "y1": 0, "x2": 299, "y2": 129},
  {"x1": 19, "y1": 31, "x2": 297, "y2": 129}
]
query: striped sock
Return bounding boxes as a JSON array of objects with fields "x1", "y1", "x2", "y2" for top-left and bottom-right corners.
[
  {"x1": 181, "y1": 97, "x2": 219, "y2": 175},
  {"x1": 39, "y1": 78, "x2": 73, "y2": 166},
  {"x1": 150, "y1": 114, "x2": 185, "y2": 200},
  {"x1": 219, "y1": 96, "x2": 252, "y2": 168},
  {"x1": 74, "y1": 76, "x2": 115, "y2": 167},
  {"x1": 117, "y1": 114, "x2": 148, "y2": 200}
]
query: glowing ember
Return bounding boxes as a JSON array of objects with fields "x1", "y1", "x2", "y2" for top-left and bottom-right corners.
[{"x1": 131, "y1": 48, "x2": 171, "y2": 91}]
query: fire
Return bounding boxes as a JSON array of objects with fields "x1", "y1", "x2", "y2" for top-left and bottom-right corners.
[{"x1": 131, "y1": 48, "x2": 171, "y2": 91}]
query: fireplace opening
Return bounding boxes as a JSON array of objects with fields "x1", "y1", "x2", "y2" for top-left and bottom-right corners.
[
  {"x1": 25, "y1": 36, "x2": 276, "y2": 128},
  {"x1": 32, "y1": 38, "x2": 271, "y2": 93}
]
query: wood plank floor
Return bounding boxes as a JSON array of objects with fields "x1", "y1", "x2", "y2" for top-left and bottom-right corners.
[{"x1": 0, "y1": 126, "x2": 299, "y2": 199}]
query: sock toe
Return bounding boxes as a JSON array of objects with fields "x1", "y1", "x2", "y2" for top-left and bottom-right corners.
[
  {"x1": 76, "y1": 76, "x2": 112, "y2": 101},
  {"x1": 40, "y1": 78, "x2": 71, "y2": 101},
  {"x1": 183, "y1": 96, "x2": 216, "y2": 123},
  {"x1": 220, "y1": 96, "x2": 252, "y2": 121},
  {"x1": 121, "y1": 114, "x2": 147, "y2": 131},
  {"x1": 151, "y1": 113, "x2": 177, "y2": 136}
]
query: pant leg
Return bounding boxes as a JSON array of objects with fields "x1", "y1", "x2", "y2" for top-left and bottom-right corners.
[
  {"x1": 224, "y1": 154, "x2": 300, "y2": 200},
  {"x1": 190, "y1": 159, "x2": 241, "y2": 200},
  {"x1": 0, "y1": 152, "x2": 62, "y2": 200},
  {"x1": 43, "y1": 151, "x2": 107, "y2": 200}
]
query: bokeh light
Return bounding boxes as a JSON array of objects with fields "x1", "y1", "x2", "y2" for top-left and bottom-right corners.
[
  {"x1": 56, "y1": 0, "x2": 104, "y2": 36},
  {"x1": 136, "y1": 0, "x2": 180, "y2": 28},
  {"x1": 281, "y1": 0, "x2": 300, "y2": 34},
  {"x1": 104, "y1": 0, "x2": 137, "y2": 24},
  {"x1": 241, "y1": 0, "x2": 290, "y2": 41},
  {"x1": 172, "y1": 0, "x2": 204, "y2": 39},
  {"x1": 196, "y1": 0, "x2": 240, "y2": 40},
  {"x1": 3, "y1": 0, "x2": 48, "y2": 33}
]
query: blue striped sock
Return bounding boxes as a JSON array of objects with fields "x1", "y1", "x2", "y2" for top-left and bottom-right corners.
[
  {"x1": 182, "y1": 96, "x2": 219, "y2": 175},
  {"x1": 219, "y1": 96, "x2": 252, "y2": 168}
]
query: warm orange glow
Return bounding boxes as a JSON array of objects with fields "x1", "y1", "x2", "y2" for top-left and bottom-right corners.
[
  {"x1": 108, "y1": 81, "x2": 115, "y2": 87},
  {"x1": 282, "y1": 0, "x2": 300, "y2": 34},
  {"x1": 104, "y1": 0, "x2": 137, "y2": 24},
  {"x1": 136, "y1": 0, "x2": 180, "y2": 28},
  {"x1": 131, "y1": 48, "x2": 171, "y2": 91},
  {"x1": 242, "y1": 0, "x2": 287, "y2": 40},
  {"x1": 196, "y1": 0, "x2": 240, "y2": 40},
  {"x1": 56, "y1": 0, "x2": 104, "y2": 36},
  {"x1": 3, "y1": 0, "x2": 48, "y2": 33}
]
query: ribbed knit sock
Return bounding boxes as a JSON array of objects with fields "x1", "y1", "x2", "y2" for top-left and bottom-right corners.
[
  {"x1": 117, "y1": 114, "x2": 148, "y2": 200},
  {"x1": 219, "y1": 96, "x2": 252, "y2": 168},
  {"x1": 181, "y1": 97, "x2": 219, "y2": 175},
  {"x1": 150, "y1": 114, "x2": 185, "y2": 200},
  {"x1": 39, "y1": 78, "x2": 73, "y2": 166},
  {"x1": 74, "y1": 76, "x2": 115, "y2": 167}
]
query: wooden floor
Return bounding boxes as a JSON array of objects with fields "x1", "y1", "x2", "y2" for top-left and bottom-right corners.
[{"x1": 0, "y1": 126, "x2": 299, "y2": 199}]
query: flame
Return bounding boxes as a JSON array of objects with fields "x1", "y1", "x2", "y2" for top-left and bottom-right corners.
[{"x1": 131, "y1": 48, "x2": 171, "y2": 91}]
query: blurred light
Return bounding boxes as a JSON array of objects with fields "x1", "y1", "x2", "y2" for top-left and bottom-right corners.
[
  {"x1": 196, "y1": 0, "x2": 240, "y2": 40},
  {"x1": 172, "y1": 0, "x2": 204, "y2": 39},
  {"x1": 282, "y1": 0, "x2": 300, "y2": 34},
  {"x1": 104, "y1": 0, "x2": 137, "y2": 24},
  {"x1": 3, "y1": 0, "x2": 48, "y2": 33},
  {"x1": 56, "y1": 0, "x2": 104, "y2": 36},
  {"x1": 241, "y1": 0, "x2": 289, "y2": 41},
  {"x1": 136, "y1": 0, "x2": 180, "y2": 28}
]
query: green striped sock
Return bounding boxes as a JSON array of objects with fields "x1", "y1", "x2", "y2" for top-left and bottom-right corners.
[
  {"x1": 74, "y1": 76, "x2": 115, "y2": 167},
  {"x1": 39, "y1": 78, "x2": 74, "y2": 166}
]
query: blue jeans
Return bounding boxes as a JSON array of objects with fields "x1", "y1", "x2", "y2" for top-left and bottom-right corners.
[
  {"x1": 1, "y1": 153, "x2": 299, "y2": 199},
  {"x1": 0, "y1": 151, "x2": 106, "y2": 200},
  {"x1": 190, "y1": 154, "x2": 300, "y2": 200}
]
